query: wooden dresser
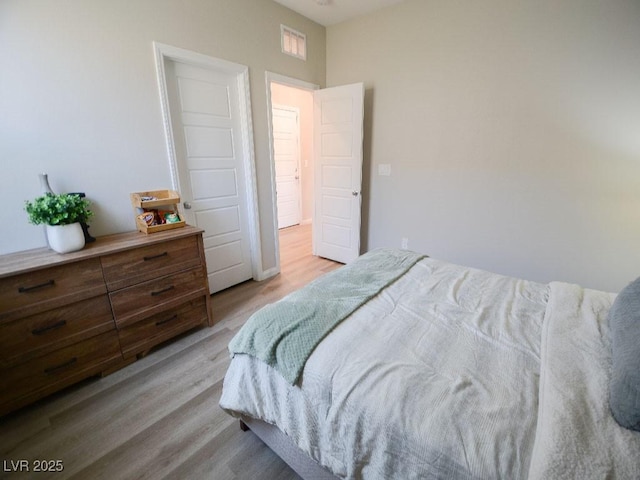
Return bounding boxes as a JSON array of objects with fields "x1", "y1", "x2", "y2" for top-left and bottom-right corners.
[{"x1": 0, "y1": 226, "x2": 213, "y2": 416}]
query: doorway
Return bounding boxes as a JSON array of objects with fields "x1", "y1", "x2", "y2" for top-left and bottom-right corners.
[
  {"x1": 267, "y1": 74, "x2": 316, "y2": 270},
  {"x1": 267, "y1": 73, "x2": 365, "y2": 271}
]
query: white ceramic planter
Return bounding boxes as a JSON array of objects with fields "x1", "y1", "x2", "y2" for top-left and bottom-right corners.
[{"x1": 46, "y1": 223, "x2": 85, "y2": 254}]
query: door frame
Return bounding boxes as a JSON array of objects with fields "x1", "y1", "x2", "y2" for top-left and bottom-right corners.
[
  {"x1": 272, "y1": 103, "x2": 302, "y2": 229},
  {"x1": 154, "y1": 42, "x2": 263, "y2": 280},
  {"x1": 265, "y1": 71, "x2": 319, "y2": 276}
]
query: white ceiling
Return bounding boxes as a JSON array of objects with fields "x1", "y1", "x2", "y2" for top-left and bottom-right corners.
[{"x1": 273, "y1": 0, "x2": 405, "y2": 27}]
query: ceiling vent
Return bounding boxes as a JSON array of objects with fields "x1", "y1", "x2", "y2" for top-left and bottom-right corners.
[{"x1": 281, "y1": 25, "x2": 306, "y2": 60}]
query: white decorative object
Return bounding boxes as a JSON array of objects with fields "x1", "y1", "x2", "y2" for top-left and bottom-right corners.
[
  {"x1": 39, "y1": 172, "x2": 55, "y2": 195},
  {"x1": 46, "y1": 223, "x2": 85, "y2": 254}
]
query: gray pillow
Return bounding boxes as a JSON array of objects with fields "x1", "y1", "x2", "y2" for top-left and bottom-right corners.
[{"x1": 609, "y1": 277, "x2": 640, "y2": 431}]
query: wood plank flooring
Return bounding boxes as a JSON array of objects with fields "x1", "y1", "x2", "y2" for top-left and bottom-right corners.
[{"x1": 0, "y1": 224, "x2": 340, "y2": 480}]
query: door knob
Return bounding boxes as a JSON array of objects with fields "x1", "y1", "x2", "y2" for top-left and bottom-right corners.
[
  {"x1": 352, "y1": 191, "x2": 359, "y2": 196},
  {"x1": 183, "y1": 202, "x2": 192, "y2": 209}
]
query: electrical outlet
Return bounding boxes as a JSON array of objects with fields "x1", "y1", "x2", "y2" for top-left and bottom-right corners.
[
  {"x1": 378, "y1": 164, "x2": 391, "y2": 176},
  {"x1": 401, "y1": 237, "x2": 409, "y2": 250}
]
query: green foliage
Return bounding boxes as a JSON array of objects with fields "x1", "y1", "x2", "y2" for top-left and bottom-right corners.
[{"x1": 25, "y1": 193, "x2": 93, "y2": 226}]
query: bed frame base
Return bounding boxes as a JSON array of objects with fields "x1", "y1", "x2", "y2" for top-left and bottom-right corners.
[{"x1": 239, "y1": 416, "x2": 339, "y2": 480}]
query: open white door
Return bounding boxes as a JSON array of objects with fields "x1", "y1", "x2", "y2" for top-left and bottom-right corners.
[{"x1": 313, "y1": 83, "x2": 364, "y2": 264}]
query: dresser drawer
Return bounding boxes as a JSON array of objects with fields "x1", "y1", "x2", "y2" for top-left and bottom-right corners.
[
  {"x1": 101, "y1": 236, "x2": 202, "y2": 290},
  {"x1": 0, "y1": 295, "x2": 115, "y2": 368},
  {"x1": 0, "y1": 330, "x2": 123, "y2": 416},
  {"x1": 118, "y1": 297, "x2": 208, "y2": 358},
  {"x1": 0, "y1": 258, "x2": 106, "y2": 322},
  {"x1": 109, "y1": 267, "x2": 208, "y2": 327}
]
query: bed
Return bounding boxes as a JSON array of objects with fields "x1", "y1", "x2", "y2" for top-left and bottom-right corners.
[{"x1": 219, "y1": 249, "x2": 640, "y2": 479}]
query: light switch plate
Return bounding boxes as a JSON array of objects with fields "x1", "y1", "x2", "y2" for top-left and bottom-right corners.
[{"x1": 378, "y1": 164, "x2": 391, "y2": 176}]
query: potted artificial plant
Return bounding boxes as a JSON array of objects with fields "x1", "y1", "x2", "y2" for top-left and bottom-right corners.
[{"x1": 25, "y1": 193, "x2": 93, "y2": 253}]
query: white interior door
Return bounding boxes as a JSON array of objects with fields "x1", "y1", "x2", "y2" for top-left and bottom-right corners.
[
  {"x1": 163, "y1": 59, "x2": 253, "y2": 293},
  {"x1": 273, "y1": 106, "x2": 301, "y2": 229},
  {"x1": 313, "y1": 83, "x2": 364, "y2": 264}
]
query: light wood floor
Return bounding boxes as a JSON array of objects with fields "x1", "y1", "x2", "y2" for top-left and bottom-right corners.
[{"x1": 0, "y1": 224, "x2": 340, "y2": 480}]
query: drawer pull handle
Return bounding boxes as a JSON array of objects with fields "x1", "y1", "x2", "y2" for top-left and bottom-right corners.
[
  {"x1": 156, "y1": 314, "x2": 178, "y2": 327},
  {"x1": 18, "y1": 279, "x2": 55, "y2": 293},
  {"x1": 143, "y1": 252, "x2": 168, "y2": 261},
  {"x1": 32, "y1": 320, "x2": 67, "y2": 336},
  {"x1": 44, "y1": 357, "x2": 77, "y2": 375},
  {"x1": 151, "y1": 285, "x2": 175, "y2": 296}
]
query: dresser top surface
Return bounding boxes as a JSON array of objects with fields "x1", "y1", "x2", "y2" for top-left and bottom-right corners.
[{"x1": 0, "y1": 225, "x2": 204, "y2": 278}]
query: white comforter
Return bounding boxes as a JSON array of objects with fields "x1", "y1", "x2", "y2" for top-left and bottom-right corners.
[{"x1": 220, "y1": 258, "x2": 640, "y2": 479}]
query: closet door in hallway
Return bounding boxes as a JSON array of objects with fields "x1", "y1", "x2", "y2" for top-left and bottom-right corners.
[{"x1": 273, "y1": 106, "x2": 301, "y2": 229}]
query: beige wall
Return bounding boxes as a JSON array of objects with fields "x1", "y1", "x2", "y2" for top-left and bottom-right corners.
[
  {"x1": 327, "y1": 0, "x2": 640, "y2": 292},
  {"x1": 5, "y1": 0, "x2": 640, "y2": 292},
  {"x1": 0, "y1": 0, "x2": 325, "y2": 272},
  {"x1": 270, "y1": 82, "x2": 314, "y2": 224}
]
